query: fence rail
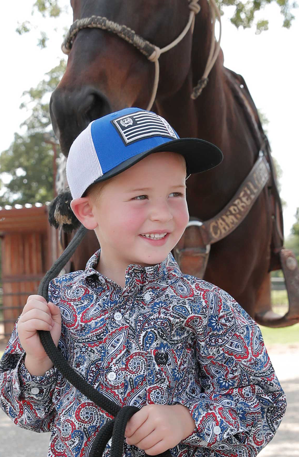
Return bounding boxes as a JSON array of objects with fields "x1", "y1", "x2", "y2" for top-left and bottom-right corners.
[{"x1": 271, "y1": 277, "x2": 286, "y2": 291}]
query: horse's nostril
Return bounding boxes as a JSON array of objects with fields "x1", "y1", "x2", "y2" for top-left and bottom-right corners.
[
  {"x1": 85, "y1": 91, "x2": 111, "y2": 123},
  {"x1": 81, "y1": 94, "x2": 96, "y2": 116},
  {"x1": 50, "y1": 87, "x2": 112, "y2": 154}
]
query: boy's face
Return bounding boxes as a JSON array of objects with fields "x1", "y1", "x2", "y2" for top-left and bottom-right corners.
[{"x1": 89, "y1": 151, "x2": 189, "y2": 269}]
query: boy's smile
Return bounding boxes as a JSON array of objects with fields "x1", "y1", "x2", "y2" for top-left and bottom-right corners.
[
  {"x1": 83, "y1": 151, "x2": 189, "y2": 287},
  {"x1": 140, "y1": 231, "x2": 169, "y2": 242}
]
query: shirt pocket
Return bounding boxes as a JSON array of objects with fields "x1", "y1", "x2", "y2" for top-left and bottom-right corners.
[{"x1": 146, "y1": 347, "x2": 185, "y2": 405}]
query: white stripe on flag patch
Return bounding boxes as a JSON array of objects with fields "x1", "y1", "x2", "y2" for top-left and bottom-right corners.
[{"x1": 112, "y1": 111, "x2": 178, "y2": 145}]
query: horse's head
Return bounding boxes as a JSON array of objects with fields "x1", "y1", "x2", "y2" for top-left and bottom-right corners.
[{"x1": 50, "y1": 0, "x2": 197, "y2": 155}]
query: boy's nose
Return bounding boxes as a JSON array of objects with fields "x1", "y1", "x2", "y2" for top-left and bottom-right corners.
[{"x1": 149, "y1": 201, "x2": 173, "y2": 222}]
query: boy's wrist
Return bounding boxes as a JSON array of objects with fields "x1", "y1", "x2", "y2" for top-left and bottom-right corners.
[
  {"x1": 24, "y1": 354, "x2": 54, "y2": 377},
  {"x1": 172, "y1": 404, "x2": 196, "y2": 439}
]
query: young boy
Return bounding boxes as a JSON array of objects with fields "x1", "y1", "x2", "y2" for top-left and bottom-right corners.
[{"x1": 0, "y1": 108, "x2": 286, "y2": 457}]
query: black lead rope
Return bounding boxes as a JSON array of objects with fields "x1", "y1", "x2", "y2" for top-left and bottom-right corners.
[{"x1": 37, "y1": 225, "x2": 171, "y2": 457}]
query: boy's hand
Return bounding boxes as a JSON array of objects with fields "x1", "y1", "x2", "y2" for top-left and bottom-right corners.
[
  {"x1": 125, "y1": 404, "x2": 195, "y2": 455},
  {"x1": 18, "y1": 295, "x2": 61, "y2": 376}
]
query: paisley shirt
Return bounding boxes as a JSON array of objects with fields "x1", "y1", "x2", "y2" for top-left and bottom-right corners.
[{"x1": 0, "y1": 250, "x2": 286, "y2": 457}]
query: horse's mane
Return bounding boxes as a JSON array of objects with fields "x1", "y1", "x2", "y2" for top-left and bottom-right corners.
[{"x1": 225, "y1": 67, "x2": 265, "y2": 150}]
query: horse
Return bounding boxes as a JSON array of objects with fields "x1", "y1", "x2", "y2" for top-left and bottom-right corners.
[{"x1": 49, "y1": 0, "x2": 299, "y2": 327}]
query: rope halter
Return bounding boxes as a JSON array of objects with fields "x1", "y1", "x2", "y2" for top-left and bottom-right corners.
[{"x1": 61, "y1": 0, "x2": 222, "y2": 110}]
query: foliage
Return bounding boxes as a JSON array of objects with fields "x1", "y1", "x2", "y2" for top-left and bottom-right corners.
[
  {"x1": 16, "y1": 0, "x2": 62, "y2": 32},
  {"x1": 0, "y1": 238, "x2": 2, "y2": 287},
  {"x1": 16, "y1": 0, "x2": 67, "y2": 51},
  {"x1": 220, "y1": 0, "x2": 296, "y2": 31},
  {"x1": 16, "y1": 21, "x2": 31, "y2": 35},
  {"x1": 291, "y1": 208, "x2": 299, "y2": 237},
  {"x1": 285, "y1": 208, "x2": 299, "y2": 263},
  {"x1": 285, "y1": 234, "x2": 299, "y2": 260},
  {"x1": 258, "y1": 110, "x2": 269, "y2": 132},
  {"x1": 15, "y1": 0, "x2": 297, "y2": 41},
  {"x1": 20, "y1": 59, "x2": 65, "y2": 132},
  {"x1": 33, "y1": 0, "x2": 62, "y2": 17},
  {"x1": 0, "y1": 133, "x2": 54, "y2": 205},
  {"x1": 258, "y1": 110, "x2": 284, "y2": 198},
  {"x1": 0, "y1": 60, "x2": 65, "y2": 207},
  {"x1": 272, "y1": 157, "x2": 284, "y2": 193}
]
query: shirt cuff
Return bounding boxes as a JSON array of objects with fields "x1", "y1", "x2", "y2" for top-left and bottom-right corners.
[
  {"x1": 178, "y1": 398, "x2": 229, "y2": 448},
  {"x1": 181, "y1": 426, "x2": 206, "y2": 447},
  {"x1": 18, "y1": 357, "x2": 58, "y2": 402}
]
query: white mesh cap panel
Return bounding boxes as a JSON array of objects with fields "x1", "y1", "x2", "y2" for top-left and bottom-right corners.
[{"x1": 66, "y1": 122, "x2": 103, "y2": 199}]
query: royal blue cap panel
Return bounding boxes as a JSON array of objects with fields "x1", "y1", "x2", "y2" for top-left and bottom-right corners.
[{"x1": 90, "y1": 108, "x2": 180, "y2": 174}]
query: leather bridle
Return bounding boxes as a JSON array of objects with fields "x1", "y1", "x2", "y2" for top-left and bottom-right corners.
[{"x1": 61, "y1": 0, "x2": 222, "y2": 110}]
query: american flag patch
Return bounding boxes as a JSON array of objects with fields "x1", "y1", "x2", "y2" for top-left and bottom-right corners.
[{"x1": 112, "y1": 111, "x2": 178, "y2": 145}]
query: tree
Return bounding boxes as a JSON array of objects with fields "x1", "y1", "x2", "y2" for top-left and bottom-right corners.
[
  {"x1": 16, "y1": 0, "x2": 68, "y2": 49},
  {"x1": 285, "y1": 209, "x2": 299, "y2": 262},
  {"x1": 16, "y1": 0, "x2": 297, "y2": 41},
  {"x1": 0, "y1": 60, "x2": 65, "y2": 207},
  {"x1": 291, "y1": 209, "x2": 299, "y2": 238},
  {"x1": 0, "y1": 133, "x2": 55, "y2": 205}
]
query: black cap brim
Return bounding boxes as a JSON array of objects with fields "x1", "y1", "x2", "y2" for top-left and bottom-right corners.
[{"x1": 91, "y1": 137, "x2": 223, "y2": 185}]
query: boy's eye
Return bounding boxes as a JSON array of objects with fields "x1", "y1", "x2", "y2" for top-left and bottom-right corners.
[
  {"x1": 169, "y1": 192, "x2": 184, "y2": 198},
  {"x1": 133, "y1": 195, "x2": 148, "y2": 200},
  {"x1": 132, "y1": 192, "x2": 184, "y2": 200}
]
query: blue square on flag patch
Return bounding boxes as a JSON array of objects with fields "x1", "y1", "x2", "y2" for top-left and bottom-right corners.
[{"x1": 112, "y1": 111, "x2": 178, "y2": 145}]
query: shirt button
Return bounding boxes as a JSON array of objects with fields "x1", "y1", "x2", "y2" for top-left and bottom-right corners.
[
  {"x1": 31, "y1": 387, "x2": 39, "y2": 395},
  {"x1": 114, "y1": 312, "x2": 122, "y2": 322},
  {"x1": 214, "y1": 426, "x2": 221, "y2": 435},
  {"x1": 107, "y1": 371, "x2": 116, "y2": 381}
]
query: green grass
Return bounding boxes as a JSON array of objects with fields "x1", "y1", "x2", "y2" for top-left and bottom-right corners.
[
  {"x1": 271, "y1": 290, "x2": 288, "y2": 306},
  {"x1": 259, "y1": 323, "x2": 299, "y2": 346},
  {"x1": 259, "y1": 290, "x2": 299, "y2": 346}
]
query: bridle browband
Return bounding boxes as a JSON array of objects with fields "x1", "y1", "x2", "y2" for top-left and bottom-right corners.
[{"x1": 61, "y1": 0, "x2": 222, "y2": 110}]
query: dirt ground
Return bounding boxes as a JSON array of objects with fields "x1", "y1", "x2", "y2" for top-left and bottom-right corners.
[
  {"x1": 0, "y1": 343, "x2": 298, "y2": 456},
  {"x1": 259, "y1": 343, "x2": 299, "y2": 457}
]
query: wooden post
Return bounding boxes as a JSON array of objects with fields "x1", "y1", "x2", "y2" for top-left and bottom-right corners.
[{"x1": 0, "y1": 205, "x2": 56, "y2": 341}]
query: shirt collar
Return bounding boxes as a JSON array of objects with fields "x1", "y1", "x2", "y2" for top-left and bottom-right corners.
[{"x1": 84, "y1": 249, "x2": 182, "y2": 290}]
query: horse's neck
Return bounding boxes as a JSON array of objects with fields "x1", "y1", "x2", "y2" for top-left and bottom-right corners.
[
  {"x1": 156, "y1": 62, "x2": 226, "y2": 136},
  {"x1": 157, "y1": 1, "x2": 225, "y2": 137},
  {"x1": 156, "y1": 8, "x2": 257, "y2": 218},
  {"x1": 156, "y1": 68, "x2": 230, "y2": 218}
]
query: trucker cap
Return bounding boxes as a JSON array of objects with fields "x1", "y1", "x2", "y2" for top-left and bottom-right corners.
[{"x1": 66, "y1": 107, "x2": 223, "y2": 199}]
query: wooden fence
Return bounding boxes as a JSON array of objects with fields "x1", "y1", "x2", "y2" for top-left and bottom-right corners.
[{"x1": 0, "y1": 205, "x2": 59, "y2": 341}]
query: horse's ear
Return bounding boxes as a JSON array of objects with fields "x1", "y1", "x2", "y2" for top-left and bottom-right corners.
[{"x1": 48, "y1": 190, "x2": 81, "y2": 233}]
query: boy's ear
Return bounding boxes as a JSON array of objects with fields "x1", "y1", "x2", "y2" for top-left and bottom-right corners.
[{"x1": 71, "y1": 198, "x2": 98, "y2": 230}]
